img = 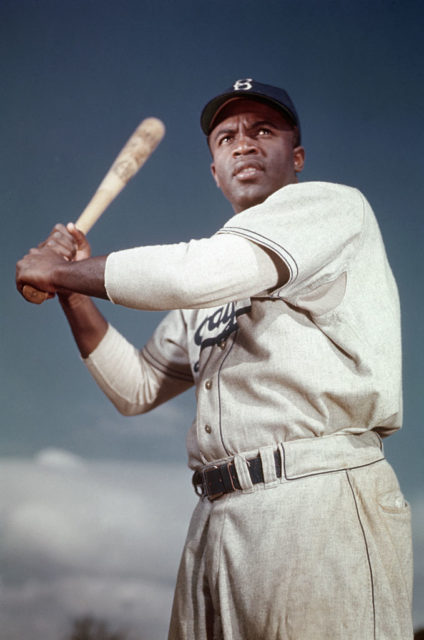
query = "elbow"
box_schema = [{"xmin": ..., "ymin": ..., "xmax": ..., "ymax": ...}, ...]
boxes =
[
  {"xmin": 112, "ymin": 400, "xmax": 142, "ymax": 416},
  {"xmin": 115, "ymin": 404, "xmax": 137, "ymax": 417},
  {"xmin": 112, "ymin": 401, "xmax": 152, "ymax": 417},
  {"xmin": 109, "ymin": 384, "xmax": 161, "ymax": 417}
]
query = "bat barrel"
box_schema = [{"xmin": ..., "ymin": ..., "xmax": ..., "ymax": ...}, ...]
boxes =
[{"xmin": 75, "ymin": 117, "xmax": 165, "ymax": 234}]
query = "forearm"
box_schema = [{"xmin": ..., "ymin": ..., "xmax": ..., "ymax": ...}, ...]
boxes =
[
  {"xmin": 54, "ymin": 257, "xmax": 109, "ymax": 358},
  {"xmin": 54, "ymin": 256, "xmax": 108, "ymax": 299},
  {"xmin": 58, "ymin": 293, "xmax": 108, "ymax": 358},
  {"xmin": 84, "ymin": 323, "xmax": 192, "ymax": 415}
]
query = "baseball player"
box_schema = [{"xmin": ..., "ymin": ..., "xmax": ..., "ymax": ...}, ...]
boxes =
[{"xmin": 16, "ymin": 79, "xmax": 413, "ymax": 639}]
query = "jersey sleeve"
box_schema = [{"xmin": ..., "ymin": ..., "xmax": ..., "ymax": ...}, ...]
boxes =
[
  {"xmin": 84, "ymin": 316, "xmax": 193, "ymax": 416},
  {"xmin": 104, "ymin": 234, "xmax": 279, "ymax": 310},
  {"xmin": 217, "ymin": 182, "xmax": 365, "ymax": 302}
]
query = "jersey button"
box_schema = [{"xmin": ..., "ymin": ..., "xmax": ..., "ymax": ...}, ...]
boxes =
[
  {"xmin": 205, "ymin": 379, "xmax": 213, "ymax": 390},
  {"xmin": 218, "ymin": 340, "xmax": 226, "ymax": 350},
  {"xmin": 204, "ymin": 424, "xmax": 212, "ymax": 434}
]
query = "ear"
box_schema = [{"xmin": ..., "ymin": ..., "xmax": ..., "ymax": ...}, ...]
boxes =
[
  {"xmin": 293, "ymin": 146, "xmax": 305, "ymax": 173},
  {"xmin": 210, "ymin": 162, "xmax": 220, "ymax": 188}
]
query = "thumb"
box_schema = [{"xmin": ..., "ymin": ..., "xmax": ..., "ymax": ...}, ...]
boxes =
[{"xmin": 66, "ymin": 222, "xmax": 89, "ymax": 250}]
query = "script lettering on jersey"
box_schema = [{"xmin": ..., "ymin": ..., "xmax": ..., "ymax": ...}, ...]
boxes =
[{"xmin": 193, "ymin": 301, "xmax": 251, "ymax": 372}]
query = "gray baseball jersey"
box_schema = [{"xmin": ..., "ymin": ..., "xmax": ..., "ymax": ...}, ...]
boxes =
[{"xmin": 136, "ymin": 181, "xmax": 401, "ymax": 469}]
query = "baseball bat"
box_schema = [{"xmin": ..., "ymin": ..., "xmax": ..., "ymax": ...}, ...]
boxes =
[{"xmin": 22, "ymin": 116, "xmax": 166, "ymax": 304}]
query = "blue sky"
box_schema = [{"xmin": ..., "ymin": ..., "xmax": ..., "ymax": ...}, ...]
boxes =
[{"xmin": 1, "ymin": 0, "xmax": 423, "ymax": 636}]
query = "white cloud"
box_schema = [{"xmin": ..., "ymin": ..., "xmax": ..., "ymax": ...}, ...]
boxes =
[
  {"xmin": 0, "ymin": 453, "xmax": 196, "ymax": 640},
  {"xmin": 0, "ymin": 575, "xmax": 175, "ymax": 640},
  {"xmin": 35, "ymin": 448, "xmax": 84, "ymax": 469},
  {"xmin": 0, "ymin": 453, "xmax": 422, "ymax": 638}
]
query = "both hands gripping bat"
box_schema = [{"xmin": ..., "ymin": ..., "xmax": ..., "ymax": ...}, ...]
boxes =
[{"xmin": 22, "ymin": 116, "xmax": 165, "ymax": 304}]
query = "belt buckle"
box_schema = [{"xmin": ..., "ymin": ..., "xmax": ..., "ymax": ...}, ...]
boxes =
[
  {"xmin": 207, "ymin": 462, "xmax": 238, "ymax": 501},
  {"xmin": 192, "ymin": 470, "xmax": 205, "ymax": 497},
  {"xmin": 194, "ymin": 462, "xmax": 238, "ymax": 502}
]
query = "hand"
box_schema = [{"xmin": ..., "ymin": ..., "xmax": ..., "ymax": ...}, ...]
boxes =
[
  {"xmin": 16, "ymin": 244, "xmax": 66, "ymax": 298},
  {"xmin": 51, "ymin": 223, "xmax": 92, "ymax": 305},
  {"xmin": 38, "ymin": 222, "xmax": 91, "ymax": 262},
  {"xmin": 16, "ymin": 223, "xmax": 92, "ymax": 302}
]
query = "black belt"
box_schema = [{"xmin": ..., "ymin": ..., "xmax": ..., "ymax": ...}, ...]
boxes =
[{"xmin": 192, "ymin": 449, "xmax": 282, "ymax": 501}]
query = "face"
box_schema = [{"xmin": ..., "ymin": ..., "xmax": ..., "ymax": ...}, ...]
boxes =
[{"xmin": 209, "ymin": 99, "xmax": 305, "ymax": 213}]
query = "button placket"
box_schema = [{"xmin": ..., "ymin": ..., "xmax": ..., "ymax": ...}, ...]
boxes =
[{"xmin": 195, "ymin": 336, "xmax": 230, "ymax": 458}]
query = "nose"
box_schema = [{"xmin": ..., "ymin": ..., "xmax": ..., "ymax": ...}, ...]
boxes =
[{"xmin": 232, "ymin": 134, "xmax": 258, "ymax": 157}]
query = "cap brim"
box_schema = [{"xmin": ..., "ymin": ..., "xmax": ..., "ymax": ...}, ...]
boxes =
[{"xmin": 201, "ymin": 91, "xmax": 298, "ymax": 135}]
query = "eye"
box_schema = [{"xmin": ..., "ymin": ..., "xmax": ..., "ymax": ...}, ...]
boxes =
[
  {"xmin": 218, "ymin": 134, "xmax": 233, "ymax": 146},
  {"xmin": 257, "ymin": 127, "xmax": 272, "ymax": 137}
]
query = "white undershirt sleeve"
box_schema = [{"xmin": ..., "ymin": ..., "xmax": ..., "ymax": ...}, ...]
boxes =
[
  {"xmin": 84, "ymin": 323, "xmax": 193, "ymax": 415},
  {"xmin": 104, "ymin": 234, "xmax": 280, "ymax": 310}
]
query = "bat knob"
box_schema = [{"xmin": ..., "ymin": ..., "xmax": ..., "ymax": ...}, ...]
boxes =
[{"xmin": 22, "ymin": 285, "xmax": 50, "ymax": 304}]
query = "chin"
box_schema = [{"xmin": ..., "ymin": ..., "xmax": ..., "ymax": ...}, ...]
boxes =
[{"xmin": 233, "ymin": 188, "xmax": 272, "ymax": 213}]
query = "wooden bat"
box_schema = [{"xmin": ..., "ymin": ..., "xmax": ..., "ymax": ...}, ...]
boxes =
[{"xmin": 22, "ymin": 116, "xmax": 166, "ymax": 304}]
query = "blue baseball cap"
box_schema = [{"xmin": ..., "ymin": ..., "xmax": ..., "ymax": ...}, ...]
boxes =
[{"xmin": 201, "ymin": 78, "xmax": 301, "ymax": 141}]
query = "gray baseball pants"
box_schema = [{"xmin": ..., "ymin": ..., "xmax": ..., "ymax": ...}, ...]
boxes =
[{"xmin": 168, "ymin": 432, "xmax": 413, "ymax": 640}]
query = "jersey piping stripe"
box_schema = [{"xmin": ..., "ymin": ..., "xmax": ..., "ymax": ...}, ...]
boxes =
[
  {"xmin": 346, "ymin": 470, "xmax": 377, "ymax": 639},
  {"xmin": 218, "ymin": 227, "xmax": 299, "ymax": 284},
  {"xmin": 217, "ymin": 328, "xmax": 238, "ymax": 458},
  {"xmin": 282, "ymin": 452, "xmax": 385, "ymax": 481},
  {"xmin": 142, "ymin": 347, "xmax": 194, "ymax": 382}
]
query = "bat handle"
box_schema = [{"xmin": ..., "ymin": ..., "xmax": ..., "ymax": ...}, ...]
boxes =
[{"xmin": 22, "ymin": 285, "xmax": 50, "ymax": 304}]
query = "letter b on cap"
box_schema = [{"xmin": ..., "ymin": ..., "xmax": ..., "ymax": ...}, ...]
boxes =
[{"xmin": 233, "ymin": 78, "xmax": 253, "ymax": 91}]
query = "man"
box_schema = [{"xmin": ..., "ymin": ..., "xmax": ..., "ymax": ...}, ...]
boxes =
[{"xmin": 16, "ymin": 79, "xmax": 413, "ymax": 639}]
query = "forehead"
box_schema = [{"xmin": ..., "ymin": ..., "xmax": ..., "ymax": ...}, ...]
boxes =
[{"xmin": 209, "ymin": 98, "xmax": 292, "ymax": 134}]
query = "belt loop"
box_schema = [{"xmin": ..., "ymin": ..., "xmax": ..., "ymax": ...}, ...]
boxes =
[
  {"xmin": 277, "ymin": 443, "xmax": 286, "ymax": 481},
  {"xmin": 233, "ymin": 454, "xmax": 254, "ymax": 492},
  {"xmin": 259, "ymin": 445, "xmax": 279, "ymax": 486}
]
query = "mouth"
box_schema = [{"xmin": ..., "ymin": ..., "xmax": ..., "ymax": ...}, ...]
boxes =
[{"xmin": 233, "ymin": 162, "xmax": 264, "ymax": 180}]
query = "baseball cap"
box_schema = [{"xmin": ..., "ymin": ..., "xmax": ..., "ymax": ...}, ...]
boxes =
[{"xmin": 201, "ymin": 78, "xmax": 301, "ymax": 140}]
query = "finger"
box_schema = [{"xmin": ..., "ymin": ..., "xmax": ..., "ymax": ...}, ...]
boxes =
[
  {"xmin": 45, "ymin": 237, "xmax": 76, "ymax": 258},
  {"xmin": 52, "ymin": 223, "xmax": 69, "ymax": 235},
  {"xmin": 39, "ymin": 224, "xmax": 68, "ymax": 247},
  {"xmin": 39, "ymin": 225, "xmax": 78, "ymax": 258},
  {"xmin": 67, "ymin": 222, "xmax": 85, "ymax": 242},
  {"xmin": 67, "ymin": 222, "xmax": 91, "ymax": 251}
]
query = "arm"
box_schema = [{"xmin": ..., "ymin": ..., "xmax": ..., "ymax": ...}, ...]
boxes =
[
  {"xmin": 17, "ymin": 231, "xmax": 284, "ymax": 311},
  {"xmin": 84, "ymin": 320, "xmax": 193, "ymax": 415},
  {"xmin": 58, "ymin": 293, "xmax": 108, "ymax": 359},
  {"xmin": 23, "ymin": 224, "xmax": 193, "ymax": 413},
  {"xmin": 33, "ymin": 224, "xmax": 108, "ymax": 357},
  {"xmin": 16, "ymin": 245, "xmax": 108, "ymax": 300}
]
